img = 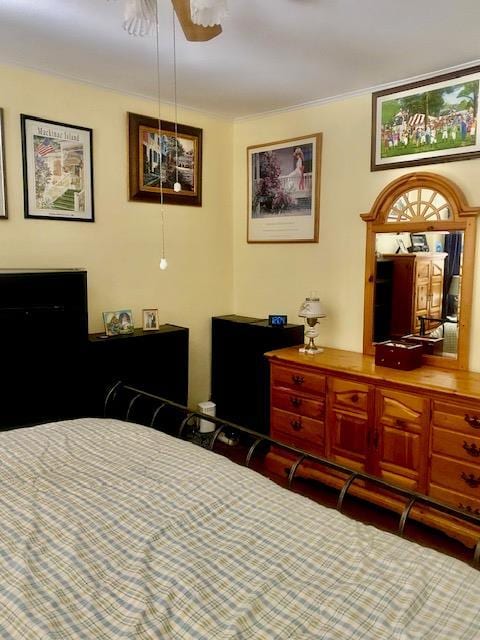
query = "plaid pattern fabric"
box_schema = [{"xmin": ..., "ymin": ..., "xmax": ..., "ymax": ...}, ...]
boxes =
[{"xmin": 0, "ymin": 417, "xmax": 479, "ymax": 639}]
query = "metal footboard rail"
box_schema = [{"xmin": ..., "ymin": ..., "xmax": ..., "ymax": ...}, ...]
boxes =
[{"xmin": 104, "ymin": 381, "xmax": 480, "ymax": 568}]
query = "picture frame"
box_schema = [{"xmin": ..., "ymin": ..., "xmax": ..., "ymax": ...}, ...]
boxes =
[
  {"xmin": 128, "ymin": 112, "xmax": 202, "ymax": 207},
  {"xmin": 142, "ymin": 308, "xmax": 159, "ymax": 331},
  {"xmin": 247, "ymin": 133, "xmax": 322, "ymax": 243},
  {"xmin": 371, "ymin": 65, "xmax": 480, "ymax": 171},
  {"xmin": 409, "ymin": 233, "xmax": 430, "ymax": 252},
  {"xmin": 21, "ymin": 114, "xmax": 94, "ymax": 221},
  {"xmin": 0, "ymin": 108, "xmax": 7, "ymax": 219},
  {"xmin": 103, "ymin": 310, "xmax": 134, "ymax": 337}
]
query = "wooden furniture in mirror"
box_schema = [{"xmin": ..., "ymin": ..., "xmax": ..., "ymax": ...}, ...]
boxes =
[{"xmin": 361, "ymin": 172, "xmax": 480, "ymax": 370}]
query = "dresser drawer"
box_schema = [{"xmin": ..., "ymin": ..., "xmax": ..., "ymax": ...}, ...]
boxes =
[
  {"xmin": 271, "ymin": 407, "xmax": 324, "ymax": 451},
  {"xmin": 430, "ymin": 454, "xmax": 480, "ymax": 499},
  {"xmin": 271, "ymin": 363, "xmax": 326, "ymax": 396},
  {"xmin": 432, "ymin": 400, "xmax": 480, "ymax": 435},
  {"xmin": 432, "ymin": 426, "xmax": 480, "ymax": 463},
  {"xmin": 376, "ymin": 387, "xmax": 428, "ymax": 430},
  {"xmin": 271, "ymin": 387, "xmax": 325, "ymax": 420},
  {"xmin": 328, "ymin": 377, "xmax": 370, "ymax": 413},
  {"xmin": 429, "ymin": 483, "xmax": 480, "ymax": 517}
]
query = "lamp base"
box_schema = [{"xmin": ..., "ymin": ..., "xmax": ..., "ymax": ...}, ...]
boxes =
[
  {"xmin": 299, "ymin": 345, "xmax": 324, "ymax": 355},
  {"xmin": 299, "ymin": 334, "xmax": 323, "ymax": 355}
]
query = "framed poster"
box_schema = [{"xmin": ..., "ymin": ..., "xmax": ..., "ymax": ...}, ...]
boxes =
[
  {"xmin": 0, "ymin": 108, "xmax": 6, "ymax": 219},
  {"xmin": 128, "ymin": 112, "xmax": 202, "ymax": 206},
  {"xmin": 247, "ymin": 133, "xmax": 322, "ymax": 243},
  {"xmin": 371, "ymin": 65, "xmax": 480, "ymax": 171},
  {"xmin": 21, "ymin": 115, "xmax": 94, "ymax": 221}
]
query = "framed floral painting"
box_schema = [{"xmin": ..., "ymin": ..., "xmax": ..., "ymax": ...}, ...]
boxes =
[{"xmin": 247, "ymin": 133, "xmax": 322, "ymax": 243}]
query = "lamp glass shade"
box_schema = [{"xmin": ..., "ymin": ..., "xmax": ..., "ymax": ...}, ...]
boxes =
[
  {"xmin": 298, "ymin": 297, "xmax": 326, "ymax": 319},
  {"xmin": 448, "ymin": 275, "xmax": 460, "ymax": 297}
]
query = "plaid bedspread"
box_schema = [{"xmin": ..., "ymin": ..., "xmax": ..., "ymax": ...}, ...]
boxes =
[{"xmin": 0, "ymin": 418, "xmax": 479, "ymax": 639}]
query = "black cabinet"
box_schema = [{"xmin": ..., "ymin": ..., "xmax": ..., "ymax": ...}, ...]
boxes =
[
  {"xmin": 0, "ymin": 269, "xmax": 88, "ymax": 430},
  {"xmin": 0, "ymin": 269, "xmax": 189, "ymax": 430},
  {"xmin": 211, "ymin": 315, "xmax": 304, "ymax": 434},
  {"xmin": 86, "ymin": 325, "xmax": 189, "ymax": 417}
]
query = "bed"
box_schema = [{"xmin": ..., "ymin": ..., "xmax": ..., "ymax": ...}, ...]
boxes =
[{"xmin": 1, "ymin": 407, "xmax": 480, "ymax": 639}]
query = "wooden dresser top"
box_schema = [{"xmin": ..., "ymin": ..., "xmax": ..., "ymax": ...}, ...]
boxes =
[{"xmin": 265, "ymin": 346, "xmax": 480, "ymax": 402}]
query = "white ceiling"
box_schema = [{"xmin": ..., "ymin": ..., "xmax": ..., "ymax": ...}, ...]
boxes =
[{"xmin": 1, "ymin": 0, "xmax": 480, "ymax": 118}]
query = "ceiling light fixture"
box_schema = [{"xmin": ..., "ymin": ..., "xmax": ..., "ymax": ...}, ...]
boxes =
[{"xmin": 190, "ymin": 0, "xmax": 228, "ymax": 27}]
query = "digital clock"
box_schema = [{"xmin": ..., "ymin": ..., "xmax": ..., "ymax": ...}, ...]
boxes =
[{"xmin": 268, "ymin": 314, "xmax": 288, "ymax": 327}]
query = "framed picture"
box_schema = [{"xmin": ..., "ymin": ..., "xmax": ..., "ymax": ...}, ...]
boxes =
[
  {"xmin": 0, "ymin": 109, "xmax": 6, "ymax": 219},
  {"xmin": 21, "ymin": 114, "xmax": 94, "ymax": 221},
  {"xmin": 371, "ymin": 65, "xmax": 480, "ymax": 171},
  {"xmin": 410, "ymin": 233, "xmax": 430, "ymax": 252},
  {"xmin": 103, "ymin": 310, "xmax": 134, "ymax": 337},
  {"xmin": 143, "ymin": 308, "xmax": 159, "ymax": 331},
  {"xmin": 247, "ymin": 133, "xmax": 322, "ymax": 243},
  {"xmin": 128, "ymin": 112, "xmax": 202, "ymax": 206}
]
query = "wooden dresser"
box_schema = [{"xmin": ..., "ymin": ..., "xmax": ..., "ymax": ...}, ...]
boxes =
[
  {"xmin": 385, "ymin": 252, "xmax": 447, "ymax": 336},
  {"xmin": 265, "ymin": 346, "xmax": 480, "ymax": 545}
]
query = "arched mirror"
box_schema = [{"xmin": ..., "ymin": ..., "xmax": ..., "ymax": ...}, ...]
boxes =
[{"xmin": 361, "ymin": 172, "xmax": 480, "ymax": 370}]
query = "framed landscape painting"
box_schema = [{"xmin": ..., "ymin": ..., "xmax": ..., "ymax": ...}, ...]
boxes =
[
  {"xmin": 371, "ymin": 65, "xmax": 480, "ymax": 171},
  {"xmin": 247, "ymin": 133, "xmax": 322, "ymax": 243},
  {"xmin": 21, "ymin": 115, "xmax": 94, "ymax": 221},
  {"xmin": 128, "ymin": 112, "xmax": 202, "ymax": 207}
]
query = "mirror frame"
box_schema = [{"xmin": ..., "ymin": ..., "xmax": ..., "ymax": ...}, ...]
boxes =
[{"xmin": 361, "ymin": 172, "xmax": 480, "ymax": 370}]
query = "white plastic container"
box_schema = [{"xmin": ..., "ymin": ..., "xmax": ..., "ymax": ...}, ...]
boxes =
[{"xmin": 198, "ymin": 401, "xmax": 216, "ymax": 433}]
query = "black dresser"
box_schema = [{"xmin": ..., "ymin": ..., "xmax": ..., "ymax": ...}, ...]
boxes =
[
  {"xmin": 211, "ymin": 315, "xmax": 304, "ymax": 433},
  {"xmin": 86, "ymin": 325, "xmax": 189, "ymax": 417},
  {"xmin": 0, "ymin": 269, "xmax": 189, "ymax": 430},
  {"xmin": 0, "ymin": 269, "xmax": 88, "ymax": 429}
]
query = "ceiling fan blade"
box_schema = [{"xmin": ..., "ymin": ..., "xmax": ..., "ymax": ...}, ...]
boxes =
[{"xmin": 171, "ymin": 0, "xmax": 222, "ymax": 41}]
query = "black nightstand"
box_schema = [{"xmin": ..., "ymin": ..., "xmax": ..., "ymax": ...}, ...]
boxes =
[{"xmin": 85, "ymin": 324, "xmax": 189, "ymax": 417}]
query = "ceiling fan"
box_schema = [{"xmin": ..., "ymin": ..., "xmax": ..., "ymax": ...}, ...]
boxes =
[{"xmin": 117, "ymin": 0, "xmax": 227, "ymax": 41}]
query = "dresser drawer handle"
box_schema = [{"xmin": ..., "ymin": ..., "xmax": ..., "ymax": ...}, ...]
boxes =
[
  {"xmin": 459, "ymin": 503, "xmax": 480, "ymax": 516},
  {"xmin": 463, "ymin": 441, "xmax": 480, "ymax": 457},
  {"xmin": 290, "ymin": 419, "xmax": 302, "ymax": 432},
  {"xmin": 461, "ymin": 472, "xmax": 480, "ymax": 489},
  {"xmin": 290, "ymin": 396, "xmax": 302, "ymax": 408},
  {"xmin": 464, "ymin": 414, "xmax": 480, "ymax": 429},
  {"xmin": 292, "ymin": 375, "xmax": 304, "ymax": 386},
  {"xmin": 351, "ymin": 394, "xmax": 359, "ymax": 403},
  {"xmin": 395, "ymin": 419, "xmax": 406, "ymax": 428}
]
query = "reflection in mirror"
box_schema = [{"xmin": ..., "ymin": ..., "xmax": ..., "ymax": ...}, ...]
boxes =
[{"xmin": 374, "ymin": 231, "xmax": 463, "ymax": 359}]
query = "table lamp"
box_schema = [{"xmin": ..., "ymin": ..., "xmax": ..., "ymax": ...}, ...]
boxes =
[
  {"xmin": 448, "ymin": 275, "xmax": 460, "ymax": 317},
  {"xmin": 298, "ymin": 294, "xmax": 326, "ymax": 354}
]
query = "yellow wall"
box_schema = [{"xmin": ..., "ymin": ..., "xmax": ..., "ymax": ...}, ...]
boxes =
[
  {"xmin": 0, "ymin": 63, "xmax": 233, "ymax": 405},
  {"xmin": 232, "ymin": 95, "xmax": 480, "ymax": 372},
  {"xmin": 4, "ymin": 61, "xmax": 480, "ymax": 411}
]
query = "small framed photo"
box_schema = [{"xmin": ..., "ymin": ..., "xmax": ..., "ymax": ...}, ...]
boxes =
[
  {"xmin": 21, "ymin": 114, "xmax": 94, "ymax": 221},
  {"xmin": 102, "ymin": 309, "xmax": 134, "ymax": 336},
  {"xmin": 143, "ymin": 308, "xmax": 159, "ymax": 331},
  {"xmin": 410, "ymin": 233, "xmax": 430, "ymax": 252}
]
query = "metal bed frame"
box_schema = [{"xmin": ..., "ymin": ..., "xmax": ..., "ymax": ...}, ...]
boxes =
[{"xmin": 105, "ymin": 381, "xmax": 480, "ymax": 568}]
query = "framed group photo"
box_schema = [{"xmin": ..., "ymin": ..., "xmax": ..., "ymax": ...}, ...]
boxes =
[
  {"xmin": 371, "ymin": 65, "xmax": 480, "ymax": 171},
  {"xmin": 128, "ymin": 112, "xmax": 202, "ymax": 207},
  {"xmin": 247, "ymin": 133, "xmax": 322, "ymax": 243},
  {"xmin": 21, "ymin": 114, "xmax": 94, "ymax": 221}
]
